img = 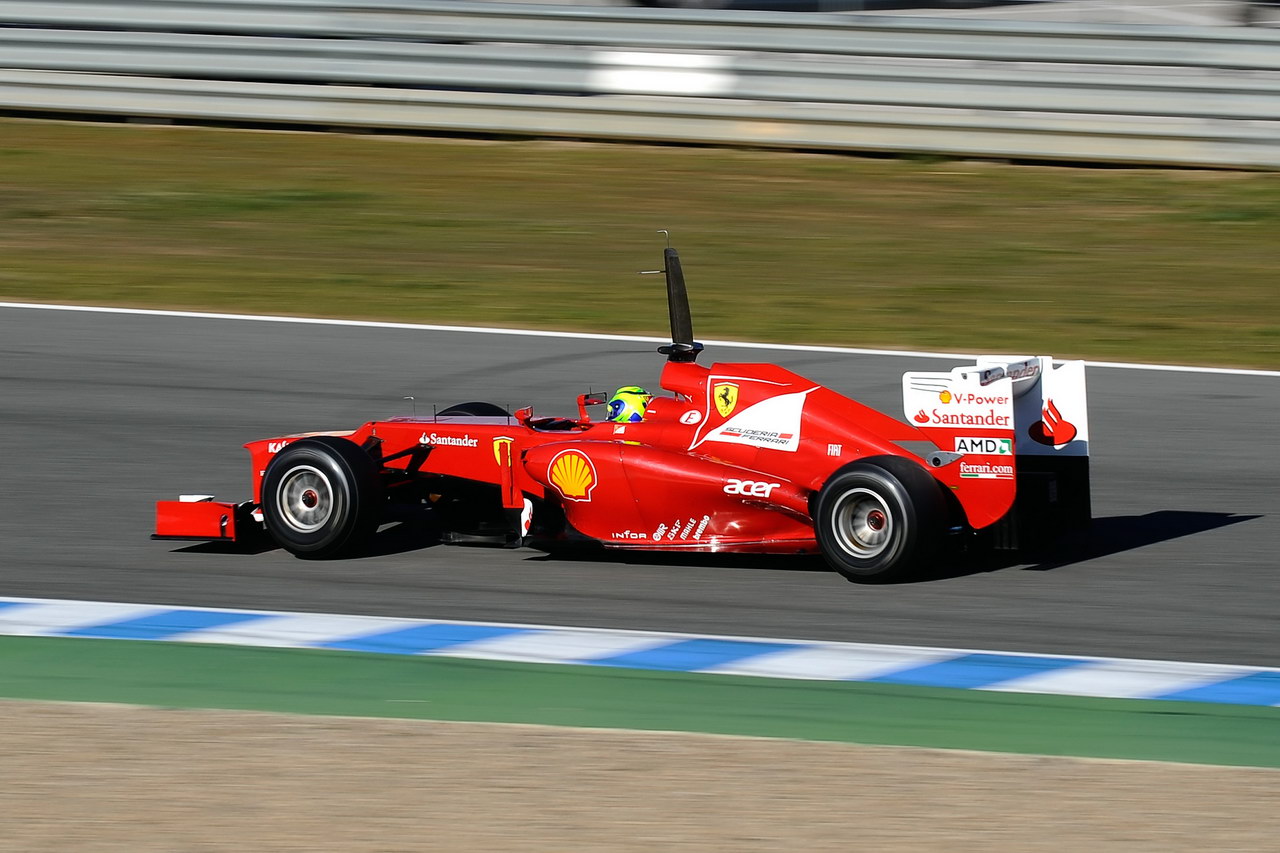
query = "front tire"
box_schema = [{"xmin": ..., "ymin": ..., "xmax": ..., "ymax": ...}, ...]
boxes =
[
  {"xmin": 261, "ymin": 437, "xmax": 382, "ymax": 558},
  {"xmin": 438, "ymin": 401, "xmax": 509, "ymax": 417},
  {"xmin": 814, "ymin": 458, "xmax": 944, "ymax": 583}
]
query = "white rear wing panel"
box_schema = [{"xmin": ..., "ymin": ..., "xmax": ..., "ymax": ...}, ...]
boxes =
[{"xmin": 904, "ymin": 356, "xmax": 1089, "ymax": 459}]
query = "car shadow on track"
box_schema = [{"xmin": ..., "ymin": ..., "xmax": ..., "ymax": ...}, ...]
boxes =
[
  {"xmin": 927, "ymin": 510, "xmax": 1263, "ymax": 582},
  {"xmin": 171, "ymin": 540, "xmax": 278, "ymax": 556},
  {"xmin": 169, "ymin": 511, "xmax": 1260, "ymax": 582},
  {"xmin": 524, "ymin": 510, "xmax": 1263, "ymax": 585},
  {"xmin": 523, "ymin": 548, "xmax": 833, "ymax": 575},
  {"xmin": 1019, "ymin": 510, "xmax": 1262, "ymax": 572},
  {"xmin": 168, "ymin": 521, "xmax": 445, "ymax": 559}
]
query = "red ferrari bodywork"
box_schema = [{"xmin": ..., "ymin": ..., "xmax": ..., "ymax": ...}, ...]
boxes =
[{"xmin": 156, "ymin": 244, "xmax": 1089, "ymax": 580}]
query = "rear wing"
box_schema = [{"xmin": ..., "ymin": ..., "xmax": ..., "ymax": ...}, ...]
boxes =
[
  {"xmin": 903, "ymin": 356, "xmax": 1090, "ymax": 548},
  {"xmin": 903, "ymin": 355, "xmax": 1088, "ymax": 457}
]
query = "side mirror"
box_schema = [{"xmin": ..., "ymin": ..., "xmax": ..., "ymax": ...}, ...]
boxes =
[{"xmin": 577, "ymin": 393, "xmax": 606, "ymax": 422}]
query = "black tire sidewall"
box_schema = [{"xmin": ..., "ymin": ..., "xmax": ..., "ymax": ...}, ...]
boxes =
[
  {"xmin": 437, "ymin": 402, "xmax": 510, "ymax": 417},
  {"xmin": 262, "ymin": 438, "xmax": 379, "ymax": 557},
  {"xmin": 815, "ymin": 458, "xmax": 940, "ymax": 582}
]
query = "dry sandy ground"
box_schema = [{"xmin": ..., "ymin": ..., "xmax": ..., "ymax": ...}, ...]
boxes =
[{"xmin": 2, "ymin": 700, "xmax": 1277, "ymax": 852}]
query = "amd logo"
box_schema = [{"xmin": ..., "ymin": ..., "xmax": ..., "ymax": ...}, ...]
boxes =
[
  {"xmin": 954, "ymin": 437, "xmax": 1012, "ymax": 455},
  {"xmin": 724, "ymin": 479, "xmax": 780, "ymax": 498}
]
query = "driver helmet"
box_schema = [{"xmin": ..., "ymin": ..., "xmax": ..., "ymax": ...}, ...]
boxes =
[{"xmin": 606, "ymin": 385, "xmax": 652, "ymax": 423}]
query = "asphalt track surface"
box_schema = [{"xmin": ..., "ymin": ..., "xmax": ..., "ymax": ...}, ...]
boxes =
[{"xmin": 2, "ymin": 306, "xmax": 1276, "ymax": 667}]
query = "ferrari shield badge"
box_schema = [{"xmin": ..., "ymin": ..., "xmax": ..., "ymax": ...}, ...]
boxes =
[{"xmin": 713, "ymin": 383, "xmax": 738, "ymax": 418}]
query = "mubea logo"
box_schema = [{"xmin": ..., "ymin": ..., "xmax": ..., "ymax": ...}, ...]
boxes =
[
  {"xmin": 955, "ymin": 437, "xmax": 1012, "ymax": 455},
  {"xmin": 548, "ymin": 449, "xmax": 597, "ymax": 502}
]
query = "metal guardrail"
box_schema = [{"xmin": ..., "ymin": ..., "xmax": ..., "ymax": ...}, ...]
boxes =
[
  {"xmin": 4, "ymin": 28, "xmax": 1279, "ymax": 121},
  {"xmin": 6, "ymin": 69, "xmax": 1276, "ymax": 168},
  {"xmin": 4, "ymin": 0, "xmax": 1280, "ymax": 67},
  {"xmin": 1, "ymin": 1, "xmax": 1278, "ymax": 167}
]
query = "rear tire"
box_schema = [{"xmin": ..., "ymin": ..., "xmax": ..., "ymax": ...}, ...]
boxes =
[
  {"xmin": 261, "ymin": 437, "xmax": 382, "ymax": 558},
  {"xmin": 814, "ymin": 458, "xmax": 944, "ymax": 583}
]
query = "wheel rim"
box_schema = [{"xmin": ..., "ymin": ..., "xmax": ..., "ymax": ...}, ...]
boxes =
[
  {"xmin": 275, "ymin": 464, "xmax": 338, "ymax": 534},
  {"xmin": 831, "ymin": 487, "xmax": 894, "ymax": 559}
]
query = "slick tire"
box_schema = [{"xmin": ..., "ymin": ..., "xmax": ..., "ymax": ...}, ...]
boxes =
[
  {"xmin": 261, "ymin": 436, "xmax": 382, "ymax": 558},
  {"xmin": 814, "ymin": 457, "xmax": 944, "ymax": 583},
  {"xmin": 438, "ymin": 402, "xmax": 510, "ymax": 417}
]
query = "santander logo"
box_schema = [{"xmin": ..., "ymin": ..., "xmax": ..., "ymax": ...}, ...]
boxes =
[{"xmin": 1029, "ymin": 399, "xmax": 1078, "ymax": 448}]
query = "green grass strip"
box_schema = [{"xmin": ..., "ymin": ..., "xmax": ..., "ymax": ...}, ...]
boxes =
[
  {"xmin": 3, "ymin": 636, "xmax": 1276, "ymax": 767},
  {"xmin": 3, "ymin": 120, "xmax": 1280, "ymax": 368}
]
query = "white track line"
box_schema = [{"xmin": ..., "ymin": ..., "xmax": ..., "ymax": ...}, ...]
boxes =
[{"xmin": 2, "ymin": 301, "xmax": 1277, "ymax": 378}]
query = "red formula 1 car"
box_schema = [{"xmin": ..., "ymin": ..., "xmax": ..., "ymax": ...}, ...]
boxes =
[{"xmin": 155, "ymin": 245, "xmax": 1090, "ymax": 582}]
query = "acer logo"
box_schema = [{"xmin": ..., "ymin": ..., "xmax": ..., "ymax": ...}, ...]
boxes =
[{"xmin": 724, "ymin": 479, "xmax": 780, "ymax": 498}]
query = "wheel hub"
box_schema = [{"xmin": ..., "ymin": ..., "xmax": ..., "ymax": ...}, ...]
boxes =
[
  {"xmin": 831, "ymin": 487, "xmax": 894, "ymax": 559},
  {"xmin": 275, "ymin": 464, "xmax": 336, "ymax": 534}
]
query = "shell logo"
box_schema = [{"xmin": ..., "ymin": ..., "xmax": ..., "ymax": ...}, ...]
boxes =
[
  {"xmin": 548, "ymin": 449, "xmax": 598, "ymax": 502},
  {"xmin": 939, "ymin": 390, "xmax": 952, "ymax": 404}
]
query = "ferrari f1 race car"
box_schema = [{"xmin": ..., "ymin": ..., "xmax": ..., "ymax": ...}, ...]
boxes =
[{"xmin": 155, "ymin": 244, "xmax": 1090, "ymax": 582}]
